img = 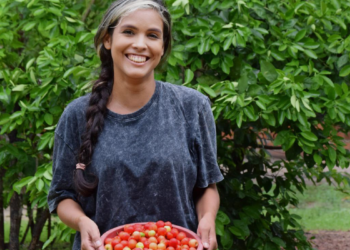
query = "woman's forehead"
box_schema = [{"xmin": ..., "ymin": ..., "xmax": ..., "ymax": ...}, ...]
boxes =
[{"xmin": 117, "ymin": 8, "xmax": 163, "ymax": 29}]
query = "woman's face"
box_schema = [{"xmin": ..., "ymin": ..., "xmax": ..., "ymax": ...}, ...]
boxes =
[{"xmin": 103, "ymin": 8, "xmax": 164, "ymax": 81}]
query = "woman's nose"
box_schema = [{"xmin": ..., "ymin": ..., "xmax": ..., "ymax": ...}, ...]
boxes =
[{"xmin": 132, "ymin": 35, "xmax": 147, "ymax": 50}]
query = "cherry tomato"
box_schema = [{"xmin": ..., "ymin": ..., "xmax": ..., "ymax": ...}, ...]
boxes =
[
  {"xmin": 156, "ymin": 220, "xmax": 165, "ymax": 228},
  {"xmin": 188, "ymin": 239, "xmax": 198, "ymax": 248},
  {"xmin": 114, "ymin": 243, "xmax": 123, "ymax": 250},
  {"xmin": 176, "ymin": 232, "xmax": 186, "ymax": 241},
  {"xmin": 105, "ymin": 238, "xmax": 113, "ymax": 245}
]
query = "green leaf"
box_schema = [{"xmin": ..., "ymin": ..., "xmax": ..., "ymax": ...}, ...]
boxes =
[
  {"xmin": 35, "ymin": 179, "xmax": 44, "ymax": 192},
  {"xmin": 340, "ymin": 65, "xmax": 350, "ymax": 77},
  {"xmin": 271, "ymin": 237, "xmax": 286, "ymax": 248},
  {"xmin": 328, "ymin": 147, "xmax": 336, "ymax": 163},
  {"xmin": 12, "ymin": 85, "xmax": 27, "ymax": 92},
  {"xmin": 211, "ymin": 44, "xmax": 220, "ymax": 55},
  {"xmin": 184, "ymin": 69, "xmax": 194, "ymax": 83},
  {"xmin": 295, "ymin": 29, "xmax": 307, "ymax": 42},
  {"xmin": 13, "ymin": 176, "xmax": 34, "ymax": 194},
  {"xmin": 44, "ymin": 113, "xmax": 53, "ymax": 125},
  {"xmin": 223, "ymin": 35, "xmax": 233, "ymax": 51},
  {"xmin": 313, "ymin": 153, "xmax": 322, "ymax": 165},
  {"xmin": 22, "ymin": 21, "xmax": 37, "ymax": 31},
  {"xmin": 300, "ymin": 131, "xmax": 318, "ymax": 141},
  {"xmin": 303, "ymin": 50, "xmax": 318, "ymax": 59},
  {"xmin": 260, "ymin": 61, "xmax": 278, "ymax": 82},
  {"xmin": 26, "ymin": 58, "xmax": 35, "ymax": 71},
  {"xmin": 216, "ymin": 210, "xmax": 230, "ymax": 225}
]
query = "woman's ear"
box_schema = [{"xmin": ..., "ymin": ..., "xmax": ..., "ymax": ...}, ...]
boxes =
[{"xmin": 103, "ymin": 33, "xmax": 111, "ymax": 50}]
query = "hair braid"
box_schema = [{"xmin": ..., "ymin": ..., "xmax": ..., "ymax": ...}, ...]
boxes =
[{"xmin": 74, "ymin": 47, "xmax": 114, "ymax": 197}]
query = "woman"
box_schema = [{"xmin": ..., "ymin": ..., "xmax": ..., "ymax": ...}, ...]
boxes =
[{"xmin": 47, "ymin": 1, "xmax": 224, "ymax": 250}]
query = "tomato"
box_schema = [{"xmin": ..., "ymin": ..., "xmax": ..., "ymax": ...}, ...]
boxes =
[
  {"xmin": 148, "ymin": 237, "xmax": 158, "ymax": 244},
  {"xmin": 166, "ymin": 232, "xmax": 174, "ymax": 240},
  {"xmin": 164, "ymin": 221, "xmax": 172, "ymax": 228},
  {"xmin": 132, "ymin": 231, "xmax": 141, "ymax": 241},
  {"xmin": 170, "ymin": 229, "xmax": 178, "ymax": 238},
  {"xmin": 176, "ymin": 232, "xmax": 186, "ymax": 241},
  {"xmin": 149, "ymin": 242, "xmax": 158, "ymax": 250},
  {"xmin": 181, "ymin": 238, "xmax": 189, "ymax": 246},
  {"xmin": 164, "ymin": 226, "xmax": 171, "ymax": 232},
  {"xmin": 120, "ymin": 240, "xmax": 128, "ymax": 247},
  {"xmin": 158, "ymin": 235, "xmax": 166, "ymax": 243},
  {"xmin": 105, "ymin": 238, "xmax": 113, "ymax": 245},
  {"xmin": 189, "ymin": 248, "xmax": 196, "ymax": 250},
  {"xmin": 167, "ymin": 247, "xmax": 175, "ymax": 250},
  {"xmin": 157, "ymin": 227, "xmax": 167, "ymax": 236},
  {"xmin": 188, "ymin": 239, "xmax": 198, "ymax": 248},
  {"xmin": 156, "ymin": 220, "xmax": 165, "ymax": 228},
  {"xmin": 119, "ymin": 232, "xmax": 130, "ymax": 241},
  {"xmin": 148, "ymin": 223, "xmax": 158, "ymax": 231},
  {"xmin": 168, "ymin": 238, "xmax": 178, "ymax": 248},
  {"xmin": 111, "ymin": 238, "xmax": 121, "ymax": 247},
  {"xmin": 148, "ymin": 230, "xmax": 156, "ymax": 237},
  {"xmin": 136, "ymin": 242, "xmax": 144, "ymax": 249},
  {"xmin": 128, "ymin": 239, "xmax": 137, "ymax": 249},
  {"xmin": 143, "ymin": 239, "xmax": 150, "ymax": 248},
  {"xmin": 105, "ymin": 243, "xmax": 113, "ymax": 250},
  {"xmin": 114, "ymin": 243, "xmax": 124, "ymax": 250},
  {"xmin": 122, "ymin": 247, "xmax": 131, "ymax": 250},
  {"xmin": 158, "ymin": 242, "xmax": 166, "ymax": 250},
  {"xmin": 124, "ymin": 225, "xmax": 135, "ymax": 235}
]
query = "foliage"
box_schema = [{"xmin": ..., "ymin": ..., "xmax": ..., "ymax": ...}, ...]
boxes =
[{"xmin": 1, "ymin": 0, "xmax": 350, "ymax": 249}]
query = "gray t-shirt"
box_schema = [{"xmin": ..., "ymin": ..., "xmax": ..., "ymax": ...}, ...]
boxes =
[{"xmin": 47, "ymin": 80, "xmax": 224, "ymax": 249}]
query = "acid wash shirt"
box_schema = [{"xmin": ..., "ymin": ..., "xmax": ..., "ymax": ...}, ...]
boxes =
[{"xmin": 47, "ymin": 80, "xmax": 224, "ymax": 250}]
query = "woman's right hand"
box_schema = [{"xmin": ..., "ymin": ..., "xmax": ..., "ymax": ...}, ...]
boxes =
[{"xmin": 78, "ymin": 216, "xmax": 105, "ymax": 250}]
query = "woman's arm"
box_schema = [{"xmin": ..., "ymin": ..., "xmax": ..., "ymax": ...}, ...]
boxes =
[
  {"xmin": 57, "ymin": 199, "xmax": 104, "ymax": 250},
  {"xmin": 193, "ymin": 183, "xmax": 220, "ymax": 250}
]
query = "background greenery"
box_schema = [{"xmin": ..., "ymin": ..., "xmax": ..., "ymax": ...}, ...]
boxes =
[{"xmin": 1, "ymin": 0, "xmax": 350, "ymax": 249}]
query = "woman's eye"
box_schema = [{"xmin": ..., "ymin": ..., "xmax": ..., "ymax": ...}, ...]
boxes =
[
  {"xmin": 123, "ymin": 30, "xmax": 133, "ymax": 34},
  {"xmin": 149, "ymin": 34, "xmax": 159, "ymax": 38}
]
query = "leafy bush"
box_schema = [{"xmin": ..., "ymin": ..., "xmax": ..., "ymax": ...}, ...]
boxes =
[{"xmin": 1, "ymin": 0, "xmax": 350, "ymax": 249}]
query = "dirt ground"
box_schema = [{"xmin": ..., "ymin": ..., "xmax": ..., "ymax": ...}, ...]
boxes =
[{"xmin": 306, "ymin": 230, "xmax": 350, "ymax": 250}]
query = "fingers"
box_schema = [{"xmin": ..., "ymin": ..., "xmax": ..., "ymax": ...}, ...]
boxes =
[
  {"xmin": 80, "ymin": 220, "xmax": 103, "ymax": 250},
  {"xmin": 198, "ymin": 226, "xmax": 210, "ymax": 249},
  {"xmin": 209, "ymin": 227, "xmax": 218, "ymax": 250}
]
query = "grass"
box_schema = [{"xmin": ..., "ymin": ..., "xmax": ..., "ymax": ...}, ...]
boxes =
[{"xmin": 289, "ymin": 183, "xmax": 350, "ymax": 231}]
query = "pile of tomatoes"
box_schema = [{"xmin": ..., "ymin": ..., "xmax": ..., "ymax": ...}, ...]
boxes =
[{"xmin": 104, "ymin": 221, "xmax": 199, "ymax": 250}]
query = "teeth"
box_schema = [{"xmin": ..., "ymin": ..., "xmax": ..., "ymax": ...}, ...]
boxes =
[{"xmin": 127, "ymin": 54, "xmax": 147, "ymax": 63}]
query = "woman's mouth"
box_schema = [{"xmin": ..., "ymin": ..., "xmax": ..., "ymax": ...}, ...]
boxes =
[{"xmin": 126, "ymin": 54, "xmax": 150, "ymax": 63}]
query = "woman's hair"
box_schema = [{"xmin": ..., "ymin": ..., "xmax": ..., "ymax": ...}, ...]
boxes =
[{"xmin": 73, "ymin": 0, "xmax": 172, "ymax": 197}]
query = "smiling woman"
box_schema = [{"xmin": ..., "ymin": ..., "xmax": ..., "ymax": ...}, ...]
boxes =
[{"xmin": 47, "ymin": 1, "xmax": 224, "ymax": 250}]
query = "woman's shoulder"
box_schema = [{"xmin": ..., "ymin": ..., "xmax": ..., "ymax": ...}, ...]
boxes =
[
  {"xmin": 158, "ymin": 80, "xmax": 209, "ymax": 109},
  {"xmin": 56, "ymin": 93, "xmax": 90, "ymax": 135}
]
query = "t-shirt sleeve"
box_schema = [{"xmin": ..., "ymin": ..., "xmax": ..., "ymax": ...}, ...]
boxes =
[
  {"xmin": 47, "ymin": 132, "xmax": 79, "ymax": 214},
  {"xmin": 194, "ymin": 96, "xmax": 224, "ymax": 188},
  {"xmin": 47, "ymin": 104, "xmax": 81, "ymax": 214}
]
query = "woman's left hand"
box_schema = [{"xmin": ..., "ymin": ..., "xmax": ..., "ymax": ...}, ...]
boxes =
[{"xmin": 197, "ymin": 213, "xmax": 218, "ymax": 250}]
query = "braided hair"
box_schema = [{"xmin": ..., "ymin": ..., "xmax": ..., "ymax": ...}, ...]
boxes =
[{"xmin": 73, "ymin": 0, "xmax": 172, "ymax": 197}]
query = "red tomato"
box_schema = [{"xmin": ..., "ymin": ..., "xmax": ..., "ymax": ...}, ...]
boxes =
[
  {"xmin": 156, "ymin": 220, "xmax": 165, "ymax": 228},
  {"xmin": 149, "ymin": 223, "xmax": 158, "ymax": 231},
  {"xmin": 120, "ymin": 240, "xmax": 128, "ymax": 247},
  {"xmin": 144, "ymin": 230, "xmax": 150, "ymax": 237},
  {"xmin": 168, "ymin": 238, "xmax": 178, "ymax": 248},
  {"xmin": 188, "ymin": 239, "xmax": 198, "ymax": 248},
  {"xmin": 170, "ymin": 229, "xmax": 178, "ymax": 238},
  {"xmin": 114, "ymin": 243, "xmax": 123, "ymax": 250},
  {"xmin": 166, "ymin": 232, "xmax": 174, "ymax": 240},
  {"xmin": 124, "ymin": 225, "xmax": 134, "ymax": 234},
  {"xmin": 181, "ymin": 238, "xmax": 189, "ymax": 246},
  {"xmin": 158, "ymin": 235, "xmax": 166, "ymax": 243},
  {"xmin": 148, "ymin": 230, "xmax": 156, "ymax": 237},
  {"xmin": 158, "ymin": 227, "xmax": 167, "ymax": 236},
  {"xmin": 128, "ymin": 239, "xmax": 137, "ymax": 249},
  {"xmin": 140, "ymin": 237, "xmax": 147, "ymax": 243},
  {"xmin": 144, "ymin": 240, "xmax": 150, "ymax": 248},
  {"xmin": 167, "ymin": 247, "xmax": 175, "ymax": 250},
  {"xmin": 164, "ymin": 221, "xmax": 172, "ymax": 228},
  {"xmin": 189, "ymin": 248, "xmax": 196, "ymax": 250},
  {"xmin": 176, "ymin": 232, "xmax": 186, "ymax": 241},
  {"xmin": 182, "ymin": 245, "xmax": 189, "ymax": 249},
  {"xmin": 111, "ymin": 238, "xmax": 121, "ymax": 247},
  {"xmin": 119, "ymin": 232, "xmax": 130, "ymax": 241},
  {"xmin": 105, "ymin": 238, "xmax": 113, "ymax": 245}
]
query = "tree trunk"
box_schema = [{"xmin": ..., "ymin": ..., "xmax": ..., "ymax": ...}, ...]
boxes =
[
  {"xmin": 9, "ymin": 191, "xmax": 23, "ymax": 250},
  {"xmin": 0, "ymin": 168, "xmax": 5, "ymax": 250},
  {"xmin": 28, "ymin": 208, "xmax": 50, "ymax": 250}
]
